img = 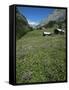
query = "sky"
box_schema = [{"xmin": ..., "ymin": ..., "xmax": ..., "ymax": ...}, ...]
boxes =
[{"xmin": 17, "ymin": 6, "xmax": 55, "ymax": 26}]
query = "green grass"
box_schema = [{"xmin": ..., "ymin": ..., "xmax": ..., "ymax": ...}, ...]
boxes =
[{"xmin": 16, "ymin": 29, "xmax": 66, "ymax": 83}]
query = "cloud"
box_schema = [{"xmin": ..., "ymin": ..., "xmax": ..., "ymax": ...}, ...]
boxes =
[{"xmin": 28, "ymin": 20, "xmax": 39, "ymax": 26}]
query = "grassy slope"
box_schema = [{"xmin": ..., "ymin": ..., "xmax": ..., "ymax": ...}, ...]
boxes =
[{"xmin": 16, "ymin": 29, "xmax": 66, "ymax": 83}]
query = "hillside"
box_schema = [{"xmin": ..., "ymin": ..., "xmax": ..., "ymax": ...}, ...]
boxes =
[
  {"xmin": 16, "ymin": 9, "xmax": 32, "ymax": 40},
  {"xmin": 16, "ymin": 29, "xmax": 66, "ymax": 83}
]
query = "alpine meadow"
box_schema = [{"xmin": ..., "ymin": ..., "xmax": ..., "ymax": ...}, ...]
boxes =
[{"xmin": 16, "ymin": 6, "xmax": 67, "ymax": 84}]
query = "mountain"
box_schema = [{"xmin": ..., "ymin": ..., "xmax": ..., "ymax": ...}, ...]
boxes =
[
  {"xmin": 41, "ymin": 9, "xmax": 66, "ymax": 24},
  {"xmin": 37, "ymin": 9, "xmax": 66, "ymax": 29},
  {"xmin": 16, "ymin": 9, "xmax": 33, "ymax": 40}
]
